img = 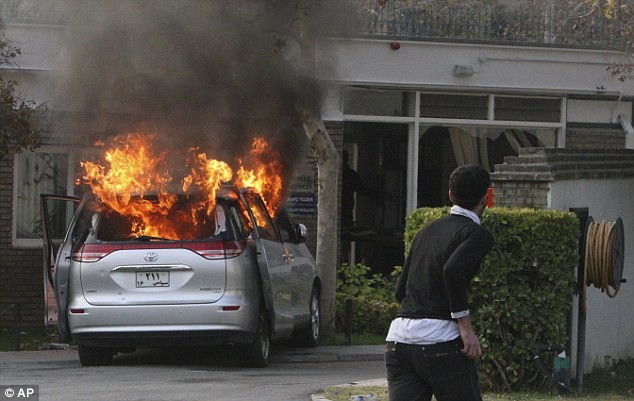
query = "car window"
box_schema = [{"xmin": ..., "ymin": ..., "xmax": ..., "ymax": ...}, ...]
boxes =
[
  {"xmin": 245, "ymin": 192, "xmax": 279, "ymax": 241},
  {"xmin": 275, "ymin": 209, "xmax": 298, "ymax": 243},
  {"xmin": 70, "ymin": 200, "xmax": 97, "ymax": 246},
  {"xmin": 227, "ymin": 202, "xmax": 253, "ymax": 239},
  {"xmin": 91, "ymin": 195, "xmax": 233, "ymax": 242},
  {"xmin": 95, "ymin": 210, "xmax": 134, "ymax": 241}
]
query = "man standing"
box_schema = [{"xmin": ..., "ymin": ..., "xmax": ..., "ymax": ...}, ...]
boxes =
[{"xmin": 385, "ymin": 164, "xmax": 494, "ymax": 401}]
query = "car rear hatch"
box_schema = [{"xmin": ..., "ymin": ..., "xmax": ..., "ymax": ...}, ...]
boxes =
[
  {"xmin": 76, "ymin": 197, "xmax": 243, "ymax": 306},
  {"xmin": 75, "ymin": 240, "xmax": 247, "ymax": 305}
]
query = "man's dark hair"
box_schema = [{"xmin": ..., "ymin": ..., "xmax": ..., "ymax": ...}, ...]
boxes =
[{"xmin": 449, "ymin": 164, "xmax": 490, "ymax": 209}]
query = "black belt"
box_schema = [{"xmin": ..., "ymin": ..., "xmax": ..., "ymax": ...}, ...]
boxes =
[{"xmin": 387, "ymin": 338, "xmax": 463, "ymax": 358}]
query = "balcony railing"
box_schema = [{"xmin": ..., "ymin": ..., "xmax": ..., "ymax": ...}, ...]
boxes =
[
  {"xmin": 356, "ymin": 0, "xmax": 631, "ymax": 50},
  {"xmin": 1, "ymin": 0, "xmax": 630, "ymax": 51}
]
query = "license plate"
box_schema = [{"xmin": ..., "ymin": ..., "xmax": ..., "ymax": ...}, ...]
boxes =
[{"xmin": 136, "ymin": 271, "xmax": 170, "ymax": 288}]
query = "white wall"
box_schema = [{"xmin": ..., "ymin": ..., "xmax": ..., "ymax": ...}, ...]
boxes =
[
  {"xmin": 567, "ymin": 99, "xmax": 632, "ymax": 125},
  {"xmin": 316, "ymin": 37, "xmax": 634, "ymax": 98},
  {"xmin": 10, "ymin": 24, "xmax": 634, "ymax": 121},
  {"xmin": 550, "ymin": 178, "xmax": 634, "ymax": 371}
]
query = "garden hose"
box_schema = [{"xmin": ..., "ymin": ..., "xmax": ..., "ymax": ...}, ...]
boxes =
[{"xmin": 583, "ymin": 218, "xmax": 625, "ymax": 311}]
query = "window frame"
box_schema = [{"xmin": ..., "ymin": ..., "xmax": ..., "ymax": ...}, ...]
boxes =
[{"xmin": 12, "ymin": 146, "xmax": 77, "ymax": 248}]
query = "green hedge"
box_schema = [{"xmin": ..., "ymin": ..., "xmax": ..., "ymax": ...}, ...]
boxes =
[
  {"xmin": 335, "ymin": 263, "xmax": 400, "ymax": 336},
  {"xmin": 335, "ymin": 207, "xmax": 579, "ymax": 391},
  {"xmin": 404, "ymin": 207, "xmax": 579, "ymax": 391}
]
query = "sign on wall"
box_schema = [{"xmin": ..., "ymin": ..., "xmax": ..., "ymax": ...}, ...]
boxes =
[{"xmin": 287, "ymin": 171, "xmax": 316, "ymax": 216}]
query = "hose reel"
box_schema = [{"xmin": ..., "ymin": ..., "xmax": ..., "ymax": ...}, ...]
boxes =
[{"xmin": 582, "ymin": 217, "xmax": 626, "ymax": 310}]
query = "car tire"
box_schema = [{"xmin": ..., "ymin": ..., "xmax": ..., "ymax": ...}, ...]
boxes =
[
  {"xmin": 242, "ymin": 307, "xmax": 270, "ymax": 368},
  {"xmin": 292, "ymin": 286, "xmax": 320, "ymax": 348},
  {"xmin": 78, "ymin": 345, "xmax": 114, "ymax": 366}
]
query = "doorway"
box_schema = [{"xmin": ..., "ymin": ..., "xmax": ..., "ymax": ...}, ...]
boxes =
[{"xmin": 342, "ymin": 122, "xmax": 407, "ymax": 275}]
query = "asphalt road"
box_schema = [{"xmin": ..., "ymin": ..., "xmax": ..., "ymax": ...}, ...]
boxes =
[{"xmin": 0, "ymin": 345, "xmax": 386, "ymax": 401}]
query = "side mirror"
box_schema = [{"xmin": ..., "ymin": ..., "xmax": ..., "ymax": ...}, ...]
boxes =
[{"xmin": 296, "ymin": 224, "xmax": 308, "ymax": 242}]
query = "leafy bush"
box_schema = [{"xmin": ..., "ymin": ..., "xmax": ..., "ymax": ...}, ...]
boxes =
[
  {"xmin": 335, "ymin": 263, "xmax": 400, "ymax": 336},
  {"xmin": 404, "ymin": 207, "xmax": 579, "ymax": 391}
]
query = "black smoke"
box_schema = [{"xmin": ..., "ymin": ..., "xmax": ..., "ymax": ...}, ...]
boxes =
[{"xmin": 54, "ymin": 0, "xmax": 359, "ymax": 187}]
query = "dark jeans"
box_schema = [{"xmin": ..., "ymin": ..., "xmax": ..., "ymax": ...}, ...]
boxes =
[{"xmin": 384, "ymin": 339, "xmax": 482, "ymax": 401}]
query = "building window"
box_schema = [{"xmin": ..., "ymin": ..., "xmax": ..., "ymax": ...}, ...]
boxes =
[
  {"xmin": 420, "ymin": 93, "xmax": 488, "ymax": 119},
  {"xmin": 494, "ymin": 96, "xmax": 561, "ymax": 122},
  {"xmin": 13, "ymin": 149, "xmax": 74, "ymax": 247},
  {"xmin": 343, "ymin": 88, "xmax": 414, "ymax": 117}
]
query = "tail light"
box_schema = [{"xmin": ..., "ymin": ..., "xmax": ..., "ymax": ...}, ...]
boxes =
[
  {"xmin": 72, "ymin": 240, "xmax": 245, "ymax": 262},
  {"xmin": 185, "ymin": 240, "xmax": 246, "ymax": 259},
  {"xmin": 72, "ymin": 243, "xmax": 123, "ymax": 262}
]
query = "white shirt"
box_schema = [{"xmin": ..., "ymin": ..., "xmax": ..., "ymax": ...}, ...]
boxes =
[{"xmin": 385, "ymin": 205, "xmax": 480, "ymax": 345}]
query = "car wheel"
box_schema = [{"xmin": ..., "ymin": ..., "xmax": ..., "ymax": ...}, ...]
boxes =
[
  {"xmin": 78, "ymin": 345, "xmax": 114, "ymax": 366},
  {"xmin": 242, "ymin": 308, "xmax": 270, "ymax": 368},
  {"xmin": 292, "ymin": 286, "xmax": 320, "ymax": 348}
]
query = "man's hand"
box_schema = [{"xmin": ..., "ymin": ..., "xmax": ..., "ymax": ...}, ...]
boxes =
[{"xmin": 457, "ymin": 315, "xmax": 482, "ymax": 359}]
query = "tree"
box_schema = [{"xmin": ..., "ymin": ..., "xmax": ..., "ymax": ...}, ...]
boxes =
[
  {"xmin": 577, "ymin": 0, "xmax": 634, "ymax": 81},
  {"xmin": 259, "ymin": 0, "xmax": 343, "ymax": 339},
  {"xmin": 303, "ymin": 114, "xmax": 340, "ymax": 340},
  {"xmin": 0, "ymin": 19, "xmax": 42, "ymax": 160},
  {"xmin": 240, "ymin": 1, "xmax": 343, "ymax": 339}
]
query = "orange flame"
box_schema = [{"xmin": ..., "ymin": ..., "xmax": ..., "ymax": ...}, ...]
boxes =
[
  {"xmin": 235, "ymin": 137, "xmax": 284, "ymax": 216},
  {"xmin": 182, "ymin": 149, "xmax": 233, "ymax": 216},
  {"xmin": 79, "ymin": 132, "xmax": 285, "ymax": 240}
]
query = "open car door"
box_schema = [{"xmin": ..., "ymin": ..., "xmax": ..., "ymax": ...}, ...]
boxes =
[
  {"xmin": 242, "ymin": 191, "xmax": 294, "ymax": 338},
  {"xmin": 40, "ymin": 194, "xmax": 82, "ymax": 342}
]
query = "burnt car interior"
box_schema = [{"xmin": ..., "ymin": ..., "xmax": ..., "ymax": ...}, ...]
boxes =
[{"xmin": 74, "ymin": 192, "xmax": 303, "ymax": 246}]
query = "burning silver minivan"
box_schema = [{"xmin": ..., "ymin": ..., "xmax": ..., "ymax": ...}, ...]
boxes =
[{"xmin": 41, "ymin": 185, "xmax": 321, "ymax": 367}]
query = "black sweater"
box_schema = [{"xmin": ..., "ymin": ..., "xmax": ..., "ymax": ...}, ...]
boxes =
[{"xmin": 396, "ymin": 214, "xmax": 494, "ymax": 320}]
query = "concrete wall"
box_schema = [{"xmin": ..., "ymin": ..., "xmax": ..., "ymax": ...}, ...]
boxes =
[
  {"xmin": 316, "ymin": 37, "xmax": 634, "ymax": 98},
  {"xmin": 550, "ymin": 178, "xmax": 634, "ymax": 371}
]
